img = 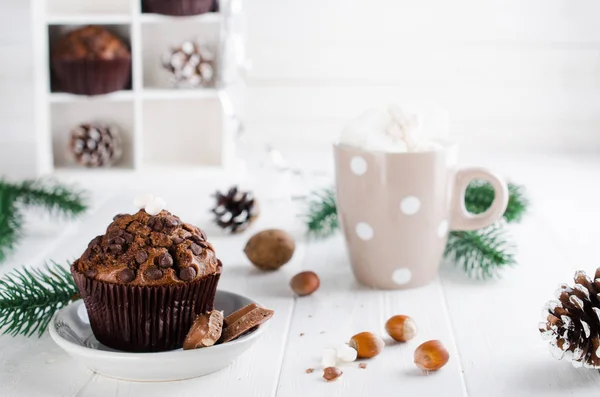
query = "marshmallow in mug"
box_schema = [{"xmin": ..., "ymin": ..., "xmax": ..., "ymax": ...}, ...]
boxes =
[{"xmin": 339, "ymin": 105, "xmax": 443, "ymax": 152}]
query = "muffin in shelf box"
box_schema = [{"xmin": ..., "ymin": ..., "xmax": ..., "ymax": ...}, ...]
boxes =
[{"xmin": 51, "ymin": 26, "xmax": 131, "ymax": 96}]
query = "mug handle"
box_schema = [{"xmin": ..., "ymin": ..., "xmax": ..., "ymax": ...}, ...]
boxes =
[{"xmin": 451, "ymin": 167, "xmax": 509, "ymax": 231}]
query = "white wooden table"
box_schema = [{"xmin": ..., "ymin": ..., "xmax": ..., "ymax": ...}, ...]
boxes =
[{"xmin": 1, "ymin": 151, "xmax": 600, "ymax": 397}]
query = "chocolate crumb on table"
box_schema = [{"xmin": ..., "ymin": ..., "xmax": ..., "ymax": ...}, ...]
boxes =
[
  {"xmin": 359, "ymin": 363, "xmax": 367, "ymax": 369},
  {"xmin": 305, "ymin": 368, "xmax": 314, "ymax": 374}
]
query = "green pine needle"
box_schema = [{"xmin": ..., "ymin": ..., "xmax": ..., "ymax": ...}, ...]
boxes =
[
  {"xmin": 445, "ymin": 226, "xmax": 516, "ymax": 279},
  {"xmin": 4, "ymin": 178, "xmax": 87, "ymax": 218},
  {"xmin": 0, "ymin": 192, "xmax": 23, "ymax": 263},
  {"xmin": 305, "ymin": 188, "xmax": 339, "ymax": 239},
  {"xmin": 465, "ymin": 181, "xmax": 528, "ymax": 223},
  {"xmin": 0, "ymin": 262, "xmax": 78, "ymax": 337},
  {"xmin": 0, "ymin": 178, "xmax": 87, "ymax": 263}
]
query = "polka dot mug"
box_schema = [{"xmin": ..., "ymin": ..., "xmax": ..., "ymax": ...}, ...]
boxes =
[{"xmin": 334, "ymin": 142, "xmax": 508, "ymax": 289}]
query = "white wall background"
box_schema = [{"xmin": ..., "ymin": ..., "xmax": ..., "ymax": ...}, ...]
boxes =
[{"xmin": 1, "ymin": 0, "xmax": 599, "ymax": 177}]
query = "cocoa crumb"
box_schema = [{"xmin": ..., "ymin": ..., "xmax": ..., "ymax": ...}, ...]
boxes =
[
  {"xmin": 305, "ymin": 368, "xmax": 314, "ymax": 374},
  {"xmin": 300, "ymin": 333, "xmax": 305, "ymax": 337},
  {"xmin": 359, "ymin": 363, "xmax": 367, "ymax": 369}
]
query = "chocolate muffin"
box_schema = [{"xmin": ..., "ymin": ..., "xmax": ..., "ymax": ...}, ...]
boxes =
[
  {"xmin": 51, "ymin": 26, "xmax": 131, "ymax": 96},
  {"xmin": 71, "ymin": 209, "xmax": 222, "ymax": 352},
  {"xmin": 143, "ymin": 0, "xmax": 216, "ymax": 16}
]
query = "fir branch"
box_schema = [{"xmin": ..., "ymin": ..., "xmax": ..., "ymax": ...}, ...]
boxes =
[
  {"xmin": 1, "ymin": 179, "xmax": 88, "ymax": 218},
  {"xmin": 465, "ymin": 181, "xmax": 528, "ymax": 223},
  {"xmin": 0, "ymin": 262, "xmax": 78, "ymax": 337},
  {"xmin": 305, "ymin": 188, "xmax": 338, "ymax": 239},
  {"xmin": 445, "ymin": 225, "xmax": 516, "ymax": 279},
  {"xmin": 0, "ymin": 191, "xmax": 22, "ymax": 263}
]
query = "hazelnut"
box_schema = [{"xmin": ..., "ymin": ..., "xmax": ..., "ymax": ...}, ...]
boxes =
[
  {"xmin": 385, "ymin": 315, "xmax": 417, "ymax": 342},
  {"xmin": 349, "ymin": 332, "xmax": 384, "ymax": 359},
  {"xmin": 244, "ymin": 229, "xmax": 295, "ymax": 271},
  {"xmin": 322, "ymin": 367, "xmax": 343, "ymax": 382},
  {"xmin": 290, "ymin": 271, "xmax": 320, "ymax": 296},
  {"xmin": 414, "ymin": 340, "xmax": 449, "ymax": 371}
]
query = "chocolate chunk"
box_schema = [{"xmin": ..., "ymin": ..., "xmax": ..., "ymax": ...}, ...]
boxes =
[
  {"xmin": 183, "ymin": 310, "xmax": 224, "ymax": 350},
  {"xmin": 190, "ymin": 234, "xmax": 204, "ymax": 245},
  {"xmin": 164, "ymin": 217, "xmax": 179, "ymax": 231},
  {"xmin": 217, "ymin": 259, "xmax": 223, "ymax": 268},
  {"xmin": 179, "ymin": 266, "xmax": 197, "ymax": 281},
  {"xmin": 108, "ymin": 244, "xmax": 122, "ymax": 253},
  {"xmin": 111, "ymin": 237, "xmax": 126, "ymax": 245},
  {"xmin": 118, "ymin": 268, "xmax": 135, "ymax": 283},
  {"xmin": 151, "ymin": 218, "xmax": 164, "ymax": 232},
  {"xmin": 157, "ymin": 252, "xmax": 173, "ymax": 268},
  {"xmin": 221, "ymin": 304, "xmax": 274, "ymax": 343},
  {"xmin": 172, "ymin": 236, "xmax": 184, "ymax": 244},
  {"xmin": 84, "ymin": 268, "xmax": 98, "ymax": 278},
  {"xmin": 135, "ymin": 250, "xmax": 148, "ymax": 264},
  {"xmin": 200, "ymin": 229, "xmax": 207, "ymax": 240},
  {"xmin": 122, "ymin": 232, "xmax": 134, "ymax": 243},
  {"xmin": 113, "ymin": 214, "xmax": 125, "ymax": 221},
  {"xmin": 145, "ymin": 267, "xmax": 163, "ymax": 280},
  {"xmin": 190, "ymin": 243, "xmax": 202, "ymax": 256}
]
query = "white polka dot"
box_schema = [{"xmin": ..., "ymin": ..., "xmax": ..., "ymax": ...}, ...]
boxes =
[
  {"xmin": 350, "ymin": 156, "xmax": 367, "ymax": 175},
  {"xmin": 392, "ymin": 268, "xmax": 412, "ymax": 285},
  {"xmin": 437, "ymin": 220, "xmax": 449, "ymax": 237},
  {"xmin": 400, "ymin": 196, "xmax": 421, "ymax": 215},
  {"xmin": 355, "ymin": 222, "xmax": 374, "ymax": 240}
]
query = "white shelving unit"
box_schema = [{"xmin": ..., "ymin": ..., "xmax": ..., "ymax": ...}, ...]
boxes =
[{"xmin": 31, "ymin": 0, "xmax": 247, "ymax": 179}]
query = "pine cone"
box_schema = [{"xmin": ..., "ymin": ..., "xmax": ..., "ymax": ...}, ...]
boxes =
[
  {"xmin": 162, "ymin": 40, "xmax": 215, "ymax": 88},
  {"xmin": 539, "ymin": 269, "xmax": 600, "ymax": 368},
  {"xmin": 212, "ymin": 187, "xmax": 259, "ymax": 233},
  {"xmin": 68, "ymin": 123, "xmax": 122, "ymax": 168}
]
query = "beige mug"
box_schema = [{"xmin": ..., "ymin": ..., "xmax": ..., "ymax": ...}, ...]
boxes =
[{"xmin": 334, "ymin": 143, "xmax": 509, "ymax": 289}]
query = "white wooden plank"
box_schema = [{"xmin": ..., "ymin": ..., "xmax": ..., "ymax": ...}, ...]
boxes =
[
  {"xmin": 275, "ymin": 236, "xmax": 467, "ymax": 397},
  {"xmin": 247, "ymin": 0, "xmax": 600, "ymax": 44},
  {"xmin": 244, "ymin": 86, "xmax": 600, "ymax": 123},
  {"xmin": 440, "ymin": 154, "xmax": 600, "ymax": 397},
  {"xmin": 247, "ymin": 44, "xmax": 600, "ymax": 86}
]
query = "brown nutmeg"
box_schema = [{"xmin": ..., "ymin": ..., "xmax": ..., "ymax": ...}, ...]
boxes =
[
  {"xmin": 414, "ymin": 340, "xmax": 449, "ymax": 371},
  {"xmin": 290, "ymin": 271, "xmax": 320, "ymax": 296},
  {"xmin": 349, "ymin": 332, "xmax": 384, "ymax": 359},
  {"xmin": 244, "ymin": 229, "xmax": 295, "ymax": 271},
  {"xmin": 385, "ymin": 315, "xmax": 417, "ymax": 342},
  {"xmin": 322, "ymin": 367, "xmax": 343, "ymax": 382}
]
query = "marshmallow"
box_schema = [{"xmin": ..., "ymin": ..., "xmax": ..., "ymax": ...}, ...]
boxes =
[
  {"xmin": 145, "ymin": 197, "xmax": 167, "ymax": 216},
  {"xmin": 336, "ymin": 343, "xmax": 358, "ymax": 363},
  {"xmin": 339, "ymin": 104, "xmax": 442, "ymax": 153},
  {"xmin": 321, "ymin": 348, "xmax": 337, "ymax": 368},
  {"xmin": 134, "ymin": 194, "xmax": 155, "ymax": 209}
]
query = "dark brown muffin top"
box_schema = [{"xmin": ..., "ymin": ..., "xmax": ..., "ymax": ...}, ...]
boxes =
[
  {"xmin": 52, "ymin": 26, "xmax": 131, "ymax": 61},
  {"xmin": 74, "ymin": 210, "xmax": 221, "ymax": 286}
]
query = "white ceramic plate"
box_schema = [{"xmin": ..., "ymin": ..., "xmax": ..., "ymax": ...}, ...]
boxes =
[{"xmin": 49, "ymin": 290, "xmax": 269, "ymax": 382}]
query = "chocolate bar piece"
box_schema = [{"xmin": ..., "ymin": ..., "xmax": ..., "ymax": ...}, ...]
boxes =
[
  {"xmin": 221, "ymin": 303, "xmax": 274, "ymax": 343},
  {"xmin": 183, "ymin": 310, "xmax": 224, "ymax": 350}
]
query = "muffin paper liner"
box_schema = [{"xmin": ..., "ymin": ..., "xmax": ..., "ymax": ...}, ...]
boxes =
[
  {"xmin": 143, "ymin": 0, "xmax": 215, "ymax": 16},
  {"xmin": 72, "ymin": 267, "xmax": 220, "ymax": 352},
  {"xmin": 52, "ymin": 58, "xmax": 131, "ymax": 96}
]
